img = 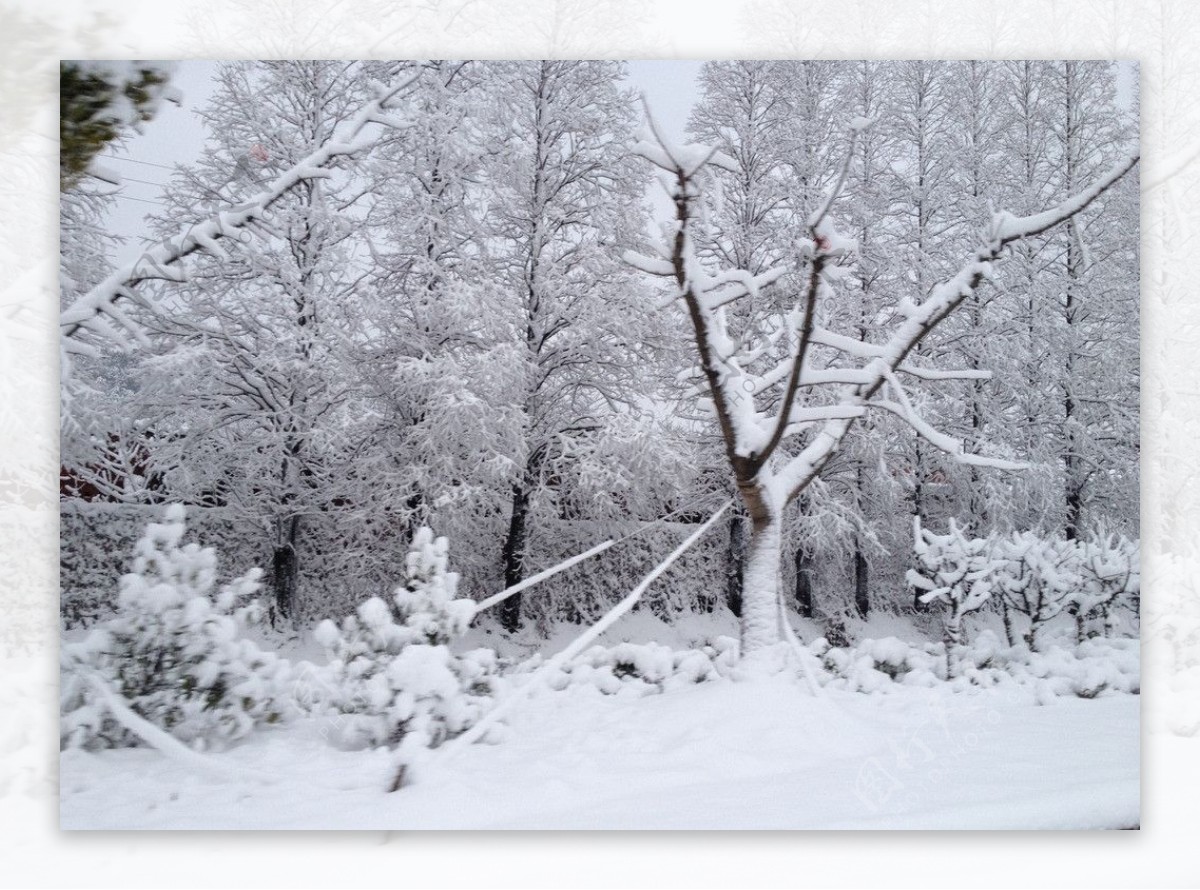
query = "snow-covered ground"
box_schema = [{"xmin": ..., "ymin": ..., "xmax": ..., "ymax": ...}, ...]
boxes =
[{"xmin": 60, "ymin": 671, "xmax": 1138, "ymax": 830}]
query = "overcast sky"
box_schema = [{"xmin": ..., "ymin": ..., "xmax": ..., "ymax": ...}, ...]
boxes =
[
  {"xmin": 97, "ymin": 60, "xmax": 704, "ymax": 264},
  {"xmin": 96, "ymin": 59, "xmax": 1134, "ymax": 265}
]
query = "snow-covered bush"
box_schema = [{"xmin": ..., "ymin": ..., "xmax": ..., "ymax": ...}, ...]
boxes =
[
  {"xmin": 1076, "ymin": 534, "xmax": 1140, "ymax": 641},
  {"xmin": 532, "ymin": 639, "xmax": 734, "ymax": 696},
  {"xmin": 993, "ymin": 531, "xmax": 1085, "ymax": 650},
  {"xmin": 60, "ymin": 502, "xmax": 266, "ymax": 628},
  {"xmin": 315, "ymin": 528, "xmax": 500, "ymax": 758},
  {"xmin": 815, "ymin": 636, "xmax": 946, "ymax": 691},
  {"xmin": 907, "ymin": 518, "xmax": 995, "ymax": 674},
  {"xmin": 390, "ymin": 528, "xmax": 476, "ymax": 643},
  {"xmin": 60, "ymin": 506, "xmax": 292, "ymax": 751},
  {"xmin": 812, "ymin": 632, "xmax": 1139, "ymax": 698}
]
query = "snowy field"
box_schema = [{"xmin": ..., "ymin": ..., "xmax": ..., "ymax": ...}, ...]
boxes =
[{"xmin": 60, "ymin": 658, "xmax": 1139, "ymax": 831}]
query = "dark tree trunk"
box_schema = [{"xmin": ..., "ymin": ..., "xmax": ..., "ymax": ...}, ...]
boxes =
[
  {"xmin": 271, "ymin": 516, "xmax": 300, "ymax": 623},
  {"xmin": 725, "ymin": 513, "xmax": 747, "ymax": 618},
  {"xmin": 500, "ymin": 480, "xmax": 531, "ymax": 632},
  {"xmin": 853, "ymin": 545, "xmax": 870, "ymax": 618},
  {"xmin": 404, "ymin": 490, "xmax": 426, "ymax": 539},
  {"xmin": 794, "ymin": 544, "xmax": 813, "ymax": 618},
  {"xmin": 1062, "ymin": 64, "xmax": 1084, "ymax": 543}
]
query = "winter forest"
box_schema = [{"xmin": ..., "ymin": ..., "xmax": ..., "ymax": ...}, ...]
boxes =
[{"xmin": 59, "ymin": 60, "xmax": 1141, "ymax": 829}]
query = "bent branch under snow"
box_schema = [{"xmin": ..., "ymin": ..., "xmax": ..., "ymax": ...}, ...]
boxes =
[{"xmin": 60, "ymin": 70, "xmax": 421, "ymax": 360}]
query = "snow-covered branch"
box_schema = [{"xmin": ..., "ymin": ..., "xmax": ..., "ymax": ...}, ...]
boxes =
[
  {"xmin": 770, "ymin": 151, "xmax": 1140, "ymax": 505},
  {"xmin": 990, "ymin": 153, "xmax": 1140, "ymax": 243},
  {"xmin": 60, "ymin": 70, "xmax": 421, "ymax": 358}
]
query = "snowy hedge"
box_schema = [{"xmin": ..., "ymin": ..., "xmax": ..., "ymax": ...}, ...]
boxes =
[
  {"xmin": 60, "ymin": 502, "xmax": 266, "ymax": 628},
  {"xmin": 515, "ymin": 630, "xmax": 1138, "ymax": 703},
  {"xmin": 60, "ymin": 506, "xmax": 293, "ymax": 751}
]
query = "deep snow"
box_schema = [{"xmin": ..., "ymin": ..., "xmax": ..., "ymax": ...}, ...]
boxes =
[{"xmin": 60, "ymin": 668, "xmax": 1138, "ymax": 830}]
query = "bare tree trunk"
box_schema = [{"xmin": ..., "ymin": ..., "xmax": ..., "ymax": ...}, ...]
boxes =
[
  {"xmin": 794, "ymin": 543, "xmax": 814, "ymax": 618},
  {"xmin": 853, "ymin": 544, "xmax": 870, "ymax": 618},
  {"xmin": 726, "ymin": 513, "xmax": 747, "ymax": 618},
  {"xmin": 1024, "ymin": 619, "xmax": 1041, "ymax": 651},
  {"xmin": 500, "ymin": 477, "xmax": 532, "ymax": 632},
  {"xmin": 740, "ymin": 505, "xmax": 783, "ymax": 655},
  {"xmin": 944, "ymin": 614, "xmax": 964, "ymax": 679},
  {"xmin": 272, "ymin": 515, "xmax": 301, "ymax": 623}
]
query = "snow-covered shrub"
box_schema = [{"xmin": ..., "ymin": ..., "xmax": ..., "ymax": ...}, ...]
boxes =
[
  {"xmin": 548, "ymin": 641, "xmax": 726, "ymax": 695},
  {"xmin": 60, "ymin": 506, "xmax": 292, "ymax": 750},
  {"xmin": 986, "ymin": 636, "xmax": 1140, "ymax": 699},
  {"xmin": 315, "ymin": 528, "xmax": 500, "ymax": 758},
  {"xmin": 390, "ymin": 528, "xmax": 476, "ymax": 643},
  {"xmin": 816, "ymin": 636, "xmax": 945, "ymax": 691},
  {"xmin": 907, "ymin": 518, "xmax": 995, "ymax": 674},
  {"xmin": 519, "ymin": 637, "xmax": 740, "ymax": 697},
  {"xmin": 811, "ymin": 632, "xmax": 1140, "ymax": 698},
  {"xmin": 993, "ymin": 531, "xmax": 1085, "ymax": 650},
  {"xmin": 59, "ymin": 501, "xmax": 265, "ymax": 628},
  {"xmin": 1076, "ymin": 534, "xmax": 1140, "ymax": 641}
]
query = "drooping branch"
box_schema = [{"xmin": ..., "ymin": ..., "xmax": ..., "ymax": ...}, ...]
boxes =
[
  {"xmin": 60, "ymin": 69, "xmax": 422, "ymax": 358},
  {"xmin": 868, "ymin": 365, "xmax": 1026, "ymax": 471}
]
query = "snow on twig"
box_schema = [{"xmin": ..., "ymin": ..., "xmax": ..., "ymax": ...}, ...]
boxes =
[
  {"xmin": 769, "ymin": 152, "xmax": 1139, "ymax": 502},
  {"xmin": 990, "ymin": 153, "xmax": 1139, "ymax": 243}
]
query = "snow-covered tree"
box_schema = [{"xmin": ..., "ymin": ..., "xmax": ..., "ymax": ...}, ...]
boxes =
[
  {"xmin": 357, "ymin": 60, "xmax": 526, "ymax": 593},
  {"xmin": 685, "ymin": 61, "xmax": 871, "ymax": 623},
  {"xmin": 906, "ymin": 517, "xmax": 994, "ymax": 671},
  {"xmin": 59, "ymin": 64, "xmax": 419, "ymax": 373},
  {"xmin": 60, "ymin": 506, "xmax": 290, "ymax": 750},
  {"xmin": 314, "ymin": 528, "xmax": 500, "ymax": 786},
  {"xmin": 993, "ymin": 530, "xmax": 1085, "ymax": 650},
  {"xmin": 627, "ymin": 106, "xmax": 1138, "ymax": 659},
  {"xmin": 123, "ymin": 62, "xmax": 420, "ymax": 623},
  {"xmin": 1075, "ymin": 532, "xmax": 1140, "ymax": 641},
  {"xmin": 1044, "ymin": 62, "xmax": 1139, "ymax": 539},
  {"xmin": 480, "ymin": 60, "xmax": 662, "ymax": 631}
]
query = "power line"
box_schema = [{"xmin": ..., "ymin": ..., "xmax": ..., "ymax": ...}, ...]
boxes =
[
  {"xmin": 117, "ymin": 174, "xmax": 171, "ymax": 188},
  {"xmin": 112, "ymin": 193, "xmax": 170, "ymax": 207},
  {"xmin": 100, "ymin": 155, "xmax": 177, "ymax": 172}
]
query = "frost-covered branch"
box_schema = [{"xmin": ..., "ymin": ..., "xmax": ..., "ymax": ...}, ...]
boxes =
[
  {"xmin": 629, "ymin": 118, "xmax": 778, "ymax": 480},
  {"xmin": 60, "ymin": 70, "xmax": 421, "ymax": 358},
  {"xmin": 867, "ymin": 366, "xmax": 1027, "ymax": 471},
  {"xmin": 770, "ymin": 151, "xmax": 1140, "ymax": 505},
  {"xmin": 756, "ymin": 123, "xmax": 865, "ymax": 469},
  {"xmin": 629, "ymin": 118, "xmax": 1138, "ymax": 514}
]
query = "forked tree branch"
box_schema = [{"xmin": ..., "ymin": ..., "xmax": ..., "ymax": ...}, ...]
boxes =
[{"xmin": 628, "ymin": 111, "xmax": 1139, "ymax": 510}]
